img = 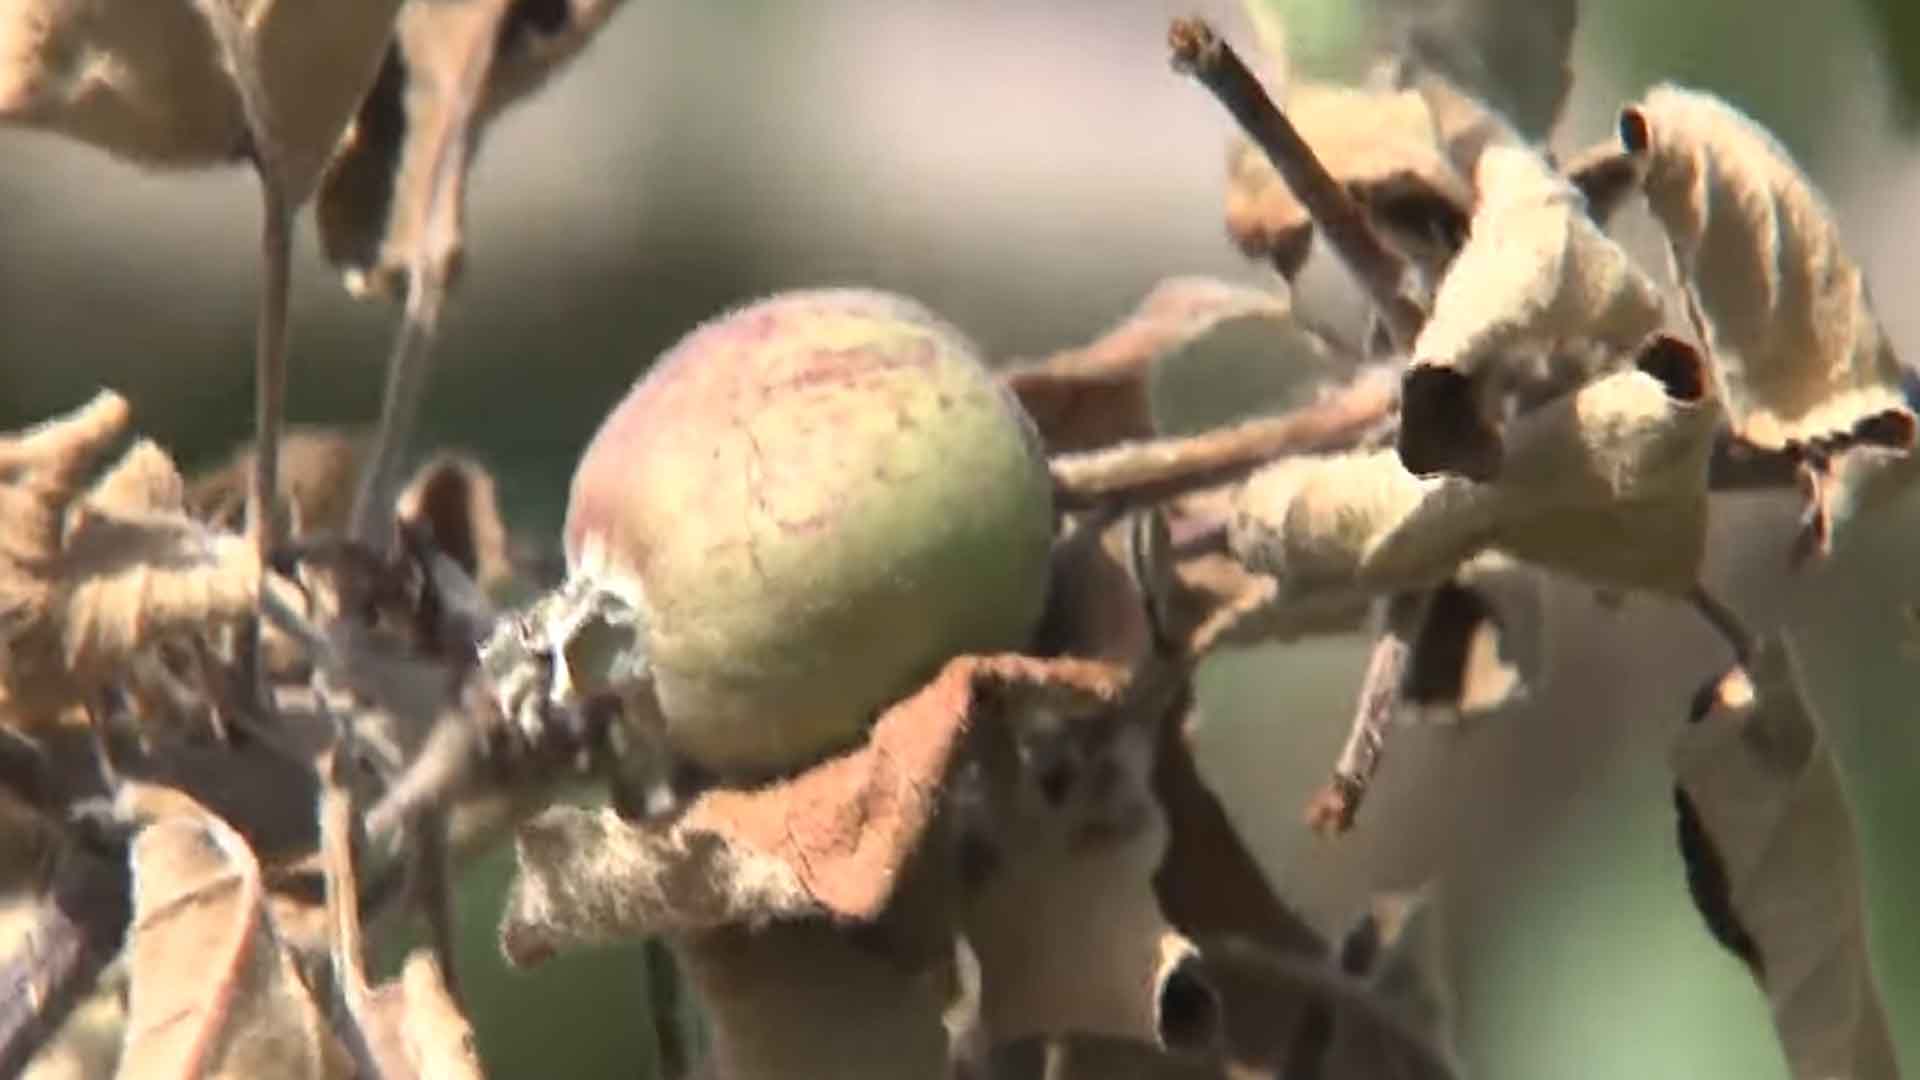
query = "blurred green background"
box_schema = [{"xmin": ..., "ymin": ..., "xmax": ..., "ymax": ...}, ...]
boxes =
[{"xmin": 5, "ymin": 2, "xmax": 1920, "ymax": 1077}]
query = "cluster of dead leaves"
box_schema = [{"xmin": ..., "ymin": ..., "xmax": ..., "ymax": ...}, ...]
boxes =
[{"xmin": 1, "ymin": 1, "xmax": 1911, "ymax": 1078}]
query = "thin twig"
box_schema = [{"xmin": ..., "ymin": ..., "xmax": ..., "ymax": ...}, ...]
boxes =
[
  {"xmin": 1169, "ymin": 18, "xmax": 1426, "ymax": 350},
  {"xmin": 347, "ymin": 9, "xmax": 501, "ymax": 547},
  {"xmin": 191, "ymin": 0, "xmax": 295, "ymax": 718},
  {"xmin": 1687, "ymin": 585, "xmax": 1756, "ymax": 668},
  {"xmin": 1050, "ymin": 366, "xmax": 1398, "ymax": 509},
  {"xmin": 1305, "ymin": 591, "xmax": 1430, "ymax": 836}
]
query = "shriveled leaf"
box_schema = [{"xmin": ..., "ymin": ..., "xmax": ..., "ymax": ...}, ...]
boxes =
[
  {"xmin": 1625, "ymin": 85, "xmax": 1918, "ymax": 553},
  {"xmin": 0, "ymin": 0, "xmax": 398, "ymax": 199},
  {"xmin": 317, "ymin": 0, "xmax": 628, "ymax": 298},
  {"xmin": 0, "ymin": 395, "xmax": 260, "ymax": 721},
  {"xmin": 1234, "ymin": 337, "xmax": 1720, "ymax": 599},
  {"xmin": 957, "ymin": 703, "xmax": 1220, "ymax": 1055},
  {"xmin": 1670, "ymin": 639, "xmax": 1897, "ymax": 1080},
  {"xmin": 187, "ymin": 427, "xmax": 366, "ymax": 537},
  {"xmin": 1223, "ymin": 82, "xmax": 1471, "ymax": 281},
  {"xmin": 1003, "ymin": 277, "xmax": 1294, "ymax": 454},
  {"xmin": 1493, "ymin": 335, "xmax": 1720, "ymax": 594},
  {"xmin": 1400, "ymin": 143, "xmax": 1668, "ymax": 479},
  {"xmin": 119, "ymin": 791, "xmax": 350, "ymax": 1080},
  {"xmin": 498, "ymin": 654, "xmax": 1127, "ymax": 965}
]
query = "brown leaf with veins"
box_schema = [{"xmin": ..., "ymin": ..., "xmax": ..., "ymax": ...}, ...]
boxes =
[
  {"xmin": 0, "ymin": 0, "xmax": 399, "ymax": 201},
  {"xmin": 498, "ymin": 653, "xmax": 1127, "ymax": 964},
  {"xmin": 120, "ymin": 789, "xmax": 351, "ymax": 1080},
  {"xmin": 0, "ymin": 394, "xmax": 259, "ymax": 722},
  {"xmin": 1624, "ymin": 85, "xmax": 1917, "ymax": 556},
  {"xmin": 317, "ymin": 0, "xmax": 629, "ymax": 298},
  {"xmin": 1003, "ymin": 277, "xmax": 1294, "ymax": 455},
  {"xmin": 1671, "ymin": 639, "xmax": 1897, "ymax": 1080}
]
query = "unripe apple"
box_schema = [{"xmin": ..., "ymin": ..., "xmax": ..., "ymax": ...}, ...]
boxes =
[{"xmin": 560, "ymin": 289, "xmax": 1055, "ymax": 778}]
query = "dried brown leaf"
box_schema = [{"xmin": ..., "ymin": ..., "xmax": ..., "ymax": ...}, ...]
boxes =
[
  {"xmin": 1400, "ymin": 144, "xmax": 1668, "ymax": 479},
  {"xmin": 1223, "ymin": 83, "xmax": 1472, "ymax": 281},
  {"xmin": 1403, "ymin": 555, "xmax": 1545, "ymax": 720},
  {"xmin": 1671, "ymin": 639, "xmax": 1897, "ymax": 1080},
  {"xmin": 498, "ymin": 654, "xmax": 1127, "ymax": 964},
  {"xmin": 1625, "ymin": 85, "xmax": 1917, "ymax": 553},
  {"xmin": 0, "ymin": 394, "xmax": 260, "ymax": 721},
  {"xmin": 396, "ymin": 452, "xmax": 512, "ymax": 594},
  {"xmin": 119, "ymin": 791, "xmax": 351, "ymax": 1080},
  {"xmin": 316, "ymin": 0, "xmax": 628, "ymax": 297},
  {"xmin": 1003, "ymin": 278, "xmax": 1294, "ymax": 454},
  {"xmin": 187, "ymin": 427, "xmax": 366, "ymax": 537},
  {"xmin": 0, "ymin": 0, "xmax": 398, "ymax": 199}
]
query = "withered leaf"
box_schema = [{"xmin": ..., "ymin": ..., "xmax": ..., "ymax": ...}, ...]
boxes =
[
  {"xmin": 0, "ymin": 0, "xmax": 399, "ymax": 200},
  {"xmin": 958, "ymin": 703, "xmax": 1219, "ymax": 1054},
  {"xmin": 316, "ymin": 0, "xmax": 628, "ymax": 298},
  {"xmin": 1223, "ymin": 82, "xmax": 1472, "ymax": 282},
  {"xmin": 187, "ymin": 426, "xmax": 366, "ymax": 537},
  {"xmin": 1234, "ymin": 336, "xmax": 1719, "ymax": 600},
  {"xmin": 1003, "ymin": 277, "xmax": 1294, "ymax": 455},
  {"xmin": 395, "ymin": 452, "xmax": 513, "ymax": 595},
  {"xmin": 120, "ymin": 791, "xmax": 351, "ymax": 1079},
  {"xmin": 1670, "ymin": 640, "xmax": 1897, "ymax": 1080},
  {"xmin": 0, "ymin": 394, "xmax": 260, "ymax": 722},
  {"xmin": 1403, "ymin": 555, "xmax": 1545, "ymax": 720},
  {"xmin": 1400, "ymin": 143, "xmax": 1668, "ymax": 479},
  {"xmin": 498, "ymin": 654, "xmax": 1126, "ymax": 966},
  {"xmin": 1624, "ymin": 85, "xmax": 1917, "ymax": 556}
]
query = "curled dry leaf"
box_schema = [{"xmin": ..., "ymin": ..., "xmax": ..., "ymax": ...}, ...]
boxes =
[
  {"xmin": 0, "ymin": 0, "xmax": 399, "ymax": 200},
  {"xmin": 1002, "ymin": 277, "xmax": 1294, "ymax": 455},
  {"xmin": 1223, "ymin": 83, "xmax": 1472, "ymax": 281},
  {"xmin": 120, "ymin": 790, "xmax": 351, "ymax": 1080},
  {"xmin": 1400, "ymin": 143, "xmax": 1668, "ymax": 480},
  {"xmin": 1624, "ymin": 85, "xmax": 1917, "ymax": 555},
  {"xmin": 1670, "ymin": 639, "xmax": 1897, "ymax": 1080},
  {"xmin": 395, "ymin": 452, "xmax": 513, "ymax": 596},
  {"xmin": 1236, "ymin": 336, "xmax": 1718, "ymax": 599},
  {"xmin": 497, "ymin": 653, "xmax": 1127, "ymax": 964},
  {"xmin": 0, "ymin": 394, "xmax": 259, "ymax": 722},
  {"xmin": 317, "ymin": 0, "xmax": 629, "ymax": 297},
  {"xmin": 1403, "ymin": 555, "xmax": 1546, "ymax": 721}
]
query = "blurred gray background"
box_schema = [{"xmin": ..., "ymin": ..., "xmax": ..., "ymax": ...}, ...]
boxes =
[{"xmin": 5, "ymin": 2, "xmax": 1920, "ymax": 1076}]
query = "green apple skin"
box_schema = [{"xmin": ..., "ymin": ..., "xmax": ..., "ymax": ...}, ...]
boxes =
[{"xmin": 563, "ymin": 289, "xmax": 1055, "ymax": 778}]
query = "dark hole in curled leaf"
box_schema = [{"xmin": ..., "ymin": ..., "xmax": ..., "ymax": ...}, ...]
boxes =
[
  {"xmin": 1404, "ymin": 582, "xmax": 1496, "ymax": 710},
  {"xmin": 1850, "ymin": 407, "xmax": 1917, "ymax": 450},
  {"xmin": 499, "ymin": 0, "xmax": 573, "ymax": 53},
  {"xmin": 1156, "ymin": 956, "xmax": 1223, "ymax": 1054},
  {"xmin": 1398, "ymin": 367, "xmax": 1503, "ymax": 481},
  {"xmin": 1635, "ymin": 335, "xmax": 1707, "ymax": 403},
  {"xmin": 1672, "ymin": 786, "xmax": 1765, "ymax": 977},
  {"xmin": 1619, "ymin": 107, "xmax": 1651, "ymax": 154}
]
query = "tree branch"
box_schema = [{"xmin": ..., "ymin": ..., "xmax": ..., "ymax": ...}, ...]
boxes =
[{"xmin": 1169, "ymin": 18, "xmax": 1427, "ymax": 350}]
